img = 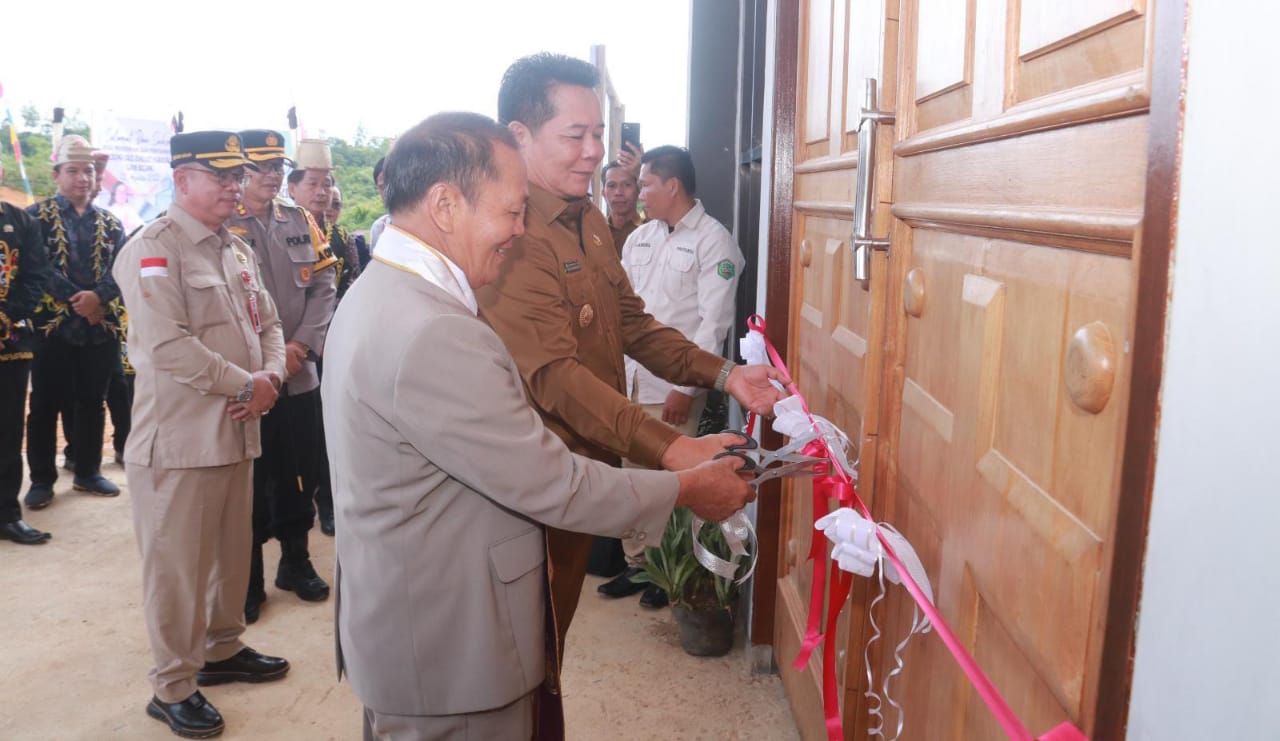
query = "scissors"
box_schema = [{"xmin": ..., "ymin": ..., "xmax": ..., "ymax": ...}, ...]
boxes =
[{"xmin": 713, "ymin": 430, "xmax": 829, "ymax": 488}]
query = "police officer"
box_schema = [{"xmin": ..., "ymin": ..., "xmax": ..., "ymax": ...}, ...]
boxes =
[
  {"xmin": 229, "ymin": 129, "xmax": 336, "ymax": 622},
  {"xmin": 285, "ymin": 138, "xmax": 356, "ymax": 533},
  {"xmin": 0, "ymin": 161, "xmax": 54, "ymax": 545},
  {"xmin": 114, "ymin": 131, "xmax": 290, "ymax": 739}
]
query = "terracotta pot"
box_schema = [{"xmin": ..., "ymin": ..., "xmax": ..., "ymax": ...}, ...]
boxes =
[{"xmin": 672, "ymin": 604, "xmax": 734, "ymax": 657}]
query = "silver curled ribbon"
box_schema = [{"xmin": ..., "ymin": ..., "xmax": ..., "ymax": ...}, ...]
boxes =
[{"xmin": 690, "ymin": 510, "xmax": 757, "ymax": 584}]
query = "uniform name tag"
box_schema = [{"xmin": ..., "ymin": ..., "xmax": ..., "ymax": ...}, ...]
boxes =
[
  {"xmin": 563, "ymin": 260, "xmax": 582, "ymax": 274},
  {"xmin": 286, "ymin": 234, "xmax": 312, "ymax": 246}
]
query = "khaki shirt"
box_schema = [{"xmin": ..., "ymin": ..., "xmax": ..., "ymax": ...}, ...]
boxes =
[
  {"xmin": 476, "ymin": 185, "xmax": 723, "ymax": 469},
  {"xmin": 227, "ymin": 201, "xmax": 335, "ymax": 395},
  {"xmin": 113, "ymin": 204, "xmax": 286, "ymax": 469}
]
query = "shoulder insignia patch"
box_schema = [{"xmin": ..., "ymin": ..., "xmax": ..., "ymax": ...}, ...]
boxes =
[{"xmin": 717, "ymin": 260, "xmax": 735, "ymax": 280}]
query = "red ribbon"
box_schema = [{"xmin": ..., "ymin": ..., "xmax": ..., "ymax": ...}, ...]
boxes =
[{"xmin": 745, "ymin": 315, "xmax": 1086, "ymax": 741}]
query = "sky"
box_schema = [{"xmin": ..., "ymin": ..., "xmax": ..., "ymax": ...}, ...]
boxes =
[{"xmin": 0, "ymin": 0, "xmax": 691, "ymax": 148}]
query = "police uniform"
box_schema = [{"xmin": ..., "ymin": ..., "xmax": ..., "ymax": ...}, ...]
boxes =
[
  {"xmin": 288, "ymin": 138, "xmax": 358, "ymax": 535},
  {"xmin": 0, "ymin": 201, "xmax": 53, "ymax": 544},
  {"xmin": 114, "ymin": 132, "xmax": 288, "ymax": 724},
  {"xmin": 230, "ymin": 129, "xmax": 337, "ymax": 615}
]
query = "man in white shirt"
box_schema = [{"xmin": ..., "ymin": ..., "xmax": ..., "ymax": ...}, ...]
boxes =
[{"xmin": 602, "ymin": 146, "xmax": 746, "ymax": 607}]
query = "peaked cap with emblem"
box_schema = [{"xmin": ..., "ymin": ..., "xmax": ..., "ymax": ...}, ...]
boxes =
[
  {"xmin": 170, "ymin": 131, "xmax": 250, "ymax": 170},
  {"xmin": 239, "ymin": 129, "xmax": 296, "ymax": 168}
]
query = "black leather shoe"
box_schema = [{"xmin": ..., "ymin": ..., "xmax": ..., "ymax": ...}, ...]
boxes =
[
  {"xmin": 639, "ymin": 585, "xmax": 670, "ymax": 609},
  {"xmin": 73, "ymin": 474, "xmax": 120, "ymax": 497},
  {"xmin": 597, "ymin": 566, "xmax": 647, "ymax": 599},
  {"xmin": 318, "ymin": 511, "xmax": 335, "ymax": 536},
  {"xmin": 196, "ymin": 647, "xmax": 290, "ymax": 686},
  {"xmin": 0, "ymin": 520, "xmax": 52, "ymax": 545},
  {"xmin": 146, "ymin": 691, "xmax": 225, "ymax": 738},
  {"xmin": 23, "ymin": 483, "xmax": 54, "ymax": 510}
]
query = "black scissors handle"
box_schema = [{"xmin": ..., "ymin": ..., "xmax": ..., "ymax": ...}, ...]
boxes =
[
  {"xmin": 713, "ymin": 429, "xmax": 759, "ymax": 471},
  {"xmin": 720, "ymin": 429, "xmax": 758, "ymax": 453},
  {"xmin": 713, "ymin": 449, "xmax": 759, "ymax": 471}
]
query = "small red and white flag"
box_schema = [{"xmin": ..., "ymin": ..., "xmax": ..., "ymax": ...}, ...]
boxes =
[{"xmin": 140, "ymin": 257, "xmax": 168, "ymax": 278}]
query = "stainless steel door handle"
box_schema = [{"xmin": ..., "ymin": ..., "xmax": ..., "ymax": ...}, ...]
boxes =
[{"xmin": 852, "ymin": 78, "xmax": 894, "ymax": 286}]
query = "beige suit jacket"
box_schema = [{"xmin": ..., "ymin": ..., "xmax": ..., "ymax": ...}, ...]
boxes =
[
  {"xmin": 114, "ymin": 204, "xmax": 286, "ymax": 468},
  {"xmin": 322, "ymin": 260, "xmax": 678, "ymax": 716}
]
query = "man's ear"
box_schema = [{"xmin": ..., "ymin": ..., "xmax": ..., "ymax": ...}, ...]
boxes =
[
  {"xmin": 426, "ymin": 182, "xmax": 463, "ymax": 232},
  {"xmin": 508, "ymin": 121, "xmax": 532, "ymax": 149}
]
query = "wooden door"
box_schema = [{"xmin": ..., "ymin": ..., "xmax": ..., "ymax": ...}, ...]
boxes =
[
  {"xmin": 869, "ymin": 0, "xmax": 1156, "ymax": 737},
  {"xmin": 773, "ymin": 1, "xmax": 899, "ymax": 737},
  {"xmin": 773, "ymin": 0, "xmax": 1163, "ymax": 738}
]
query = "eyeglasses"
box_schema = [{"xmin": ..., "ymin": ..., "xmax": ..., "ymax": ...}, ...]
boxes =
[
  {"xmin": 252, "ymin": 162, "xmax": 285, "ymax": 175},
  {"xmin": 180, "ymin": 166, "xmax": 247, "ymax": 187}
]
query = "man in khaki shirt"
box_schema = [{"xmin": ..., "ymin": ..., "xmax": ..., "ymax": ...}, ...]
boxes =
[
  {"xmin": 114, "ymin": 131, "xmax": 291, "ymax": 740},
  {"xmin": 476, "ymin": 53, "xmax": 785, "ymax": 656}
]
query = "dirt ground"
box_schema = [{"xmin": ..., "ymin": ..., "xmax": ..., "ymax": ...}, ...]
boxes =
[{"xmin": 0, "ymin": 456, "xmax": 798, "ymax": 740}]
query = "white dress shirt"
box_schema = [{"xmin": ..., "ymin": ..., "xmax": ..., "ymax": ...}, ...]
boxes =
[
  {"xmin": 369, "ymin": 213, "xmax": 392, "ymax": 249},
  {"xmin": 372, "ymin": 225, "xmax": 476, "ymax": 315},
  {"xmin": 622, "ymin": 199, "xmax": 744, "ymax": 404}
]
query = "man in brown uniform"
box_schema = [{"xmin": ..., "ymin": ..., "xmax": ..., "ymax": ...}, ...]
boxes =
[
  {"xmin": 476, "ymin": 53, "xmax": 785, "ymax": 656},
  {"xmin": 115, "ymin": 131, "xmax": 291, "ymax": 739},
  {"xmin": 603, "ymin": 156, "xmax": 645, "ymax": 253}
]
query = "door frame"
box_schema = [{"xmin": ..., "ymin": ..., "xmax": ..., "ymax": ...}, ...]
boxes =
[
  {"xmin": 756, "ymin": 0, "xmax": 1187, "ymax": 735},
  {"xmin": 1093, "ymin": 0, "xmax": 1187, "ymax": 736}
]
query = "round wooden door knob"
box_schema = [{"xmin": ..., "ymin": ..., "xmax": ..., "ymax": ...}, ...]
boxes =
[
  {"xmin": 800, "ymin": 239, "xmax": 813, "ymax": 268},
  {"xmin": 904, "ymin": 269, "xmax": 926, "ymax": 317},
  {"xmin": 1065, "ymin": 321, "xmax": 1116, "ymax": 414}
]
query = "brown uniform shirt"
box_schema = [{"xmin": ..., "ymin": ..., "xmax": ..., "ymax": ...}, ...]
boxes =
[
  {"xmin": 476, "ymin": 185, "xmax": 723, "ymax": 469},
  {"xmin": 608, "ymin": 214, "xmax": 644, "ymax": 257}
]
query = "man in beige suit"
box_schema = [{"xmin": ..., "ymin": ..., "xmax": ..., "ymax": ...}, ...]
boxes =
[
  {"xmin": 322, "ymin": 112, "xmax": 754, "ymax": 741},
  {"xmin": 115, "ymin": 132, "xmax": 292, "ymax": 739}
]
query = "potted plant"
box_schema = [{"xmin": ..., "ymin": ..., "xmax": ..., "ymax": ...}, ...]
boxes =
[{"xmin": 631, "ymin": 507, "xmax": 749, "ymax": 657}]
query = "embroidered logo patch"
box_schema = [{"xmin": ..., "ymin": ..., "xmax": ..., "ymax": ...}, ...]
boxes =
[
  {"xmin": 140, "ymin": 257, "xmax": 169, "ymax": 278},
  {"xmin": 717, "ymin": 260, "xmax": 736, "ymax": 280},
  {"xmin": 300, "ymin": 266, "xmax": 312, "ymax": 282},
  {"xmin": 563, "ymin": 260, "xmax": 582, "ymax": 274}
]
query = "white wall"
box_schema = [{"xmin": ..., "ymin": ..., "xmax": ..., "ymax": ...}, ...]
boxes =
[{"xmin": 1126, "ymin": 2, "xmax": 1280, "ymax": 737}]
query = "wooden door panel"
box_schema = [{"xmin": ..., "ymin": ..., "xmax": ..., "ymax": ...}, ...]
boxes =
[
  {"xmin": 868, "ymin": 0, "xmax": 1156, "ymax": 733},
  {"xmin": 1013, "ymin": 2, "xmax": 1150, "ymax": 104},
  {"xmin": 1017, "ymin": 0, "xmax": 1145, "ymax": 58},
  {"xmin": 803, "ymin": 0, "xmax": 835, "ymax": 149}
]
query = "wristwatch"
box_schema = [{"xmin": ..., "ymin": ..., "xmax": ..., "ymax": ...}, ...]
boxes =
[
  {"xmin": 236, "ymin": 379, "xmax": 255, "ymax": 403},
  {"xmin": 713, "ymin": 360, "xmax": 736, "ymax": 392}
]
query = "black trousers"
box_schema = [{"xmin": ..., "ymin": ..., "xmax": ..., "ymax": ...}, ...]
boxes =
[
  {"xmin": 63, "ymin": 364, "xmax": 132, "ymax": 460},
  {"xmin": 106, "ymin": 370, "xmax": 133, "ymax": 454},
  {"xmin": 26, "ymin": 335, "xmax": 117, "ymax": 483},
  {"xmin": 0, "ymin": 360, "xmax": 31, "ymax": 524},
  {"xmin": 313, "ymin": 359, "xmax": 332, "ymax": 518},
  {"xmin": 253, "ymin": 389, "xmax": 322, "ymax": 543}
]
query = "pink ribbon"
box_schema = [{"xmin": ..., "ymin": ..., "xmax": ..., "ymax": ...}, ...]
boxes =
[{"xmin": 745, "ymin": 315, "xmax": 1086, "ymax": 741}]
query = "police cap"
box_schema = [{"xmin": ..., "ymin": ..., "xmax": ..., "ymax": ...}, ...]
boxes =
[
  {"xmin": 170, "ymin": 131, "xmax": 250, "ymax": 170},
  {"xmin": 239, "ymin": 129, "xmax": 295, "ymax": 169}
]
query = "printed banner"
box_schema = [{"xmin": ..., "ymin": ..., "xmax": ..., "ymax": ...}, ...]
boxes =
[{"xmin": 91, "ymin": 114, "xmax": 173, "ymax": 233}]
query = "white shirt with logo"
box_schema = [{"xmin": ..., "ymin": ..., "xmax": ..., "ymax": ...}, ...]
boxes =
[{"xmin": 621, "ymin": 199, "xmax": 744, "ymax": 404}]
